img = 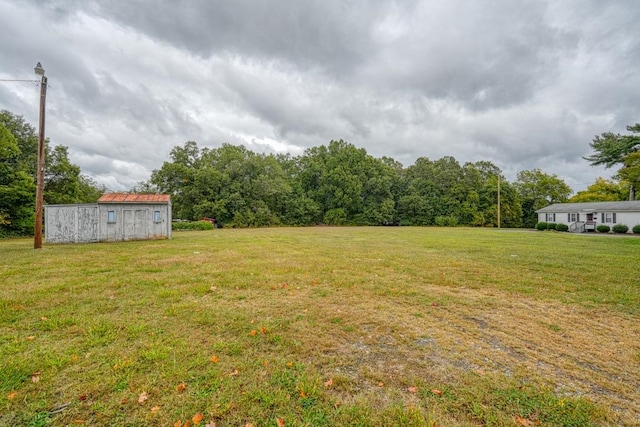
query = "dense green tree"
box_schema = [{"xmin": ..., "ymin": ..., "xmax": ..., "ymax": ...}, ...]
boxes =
[
  {"xmin": 0, "ymin": 123, "xmax": 35, "ymax": 235},
  {"xmin": 151, "ymin": 142, "xmax": 293, "ymax": 226},
  {"xmin": 569, "ymin": 177, "xmax": 629, "ymax": 202},
  {"xmin": 298, "ymin": 140, "xmax": 399, "ymax": 225},
  {"xmin": 585, "ymin": 124, "xmax": 640, "ymax": 200},
  {"xmin": 0, "ymin": 111, "xmax": 105, "ymax": 236},
  {"xmin": 514, "ymin": 169, "xmax": 572, "ymax": 228}
]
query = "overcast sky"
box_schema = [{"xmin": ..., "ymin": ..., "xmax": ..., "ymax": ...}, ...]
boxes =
[{"xmin": 1, "ymin": 1, "xmax": 638, "ymax": 192}]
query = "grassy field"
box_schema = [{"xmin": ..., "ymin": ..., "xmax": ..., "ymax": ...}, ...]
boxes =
[{"xmin": 1, "ymin": 227, "xmax": 639, "ymax": 426}]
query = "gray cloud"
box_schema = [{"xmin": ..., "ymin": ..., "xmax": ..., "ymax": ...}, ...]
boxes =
[{"xmin": 1, "ymin": 0, "xmax": 638, "ymax": 191}]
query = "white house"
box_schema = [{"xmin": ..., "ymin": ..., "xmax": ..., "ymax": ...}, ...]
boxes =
[
  {"xmin": 536, "ymin": 201, "xmax": 640, "ymax": 233},
  {"xmin": 45, "ymin": 193, "xmax": 172, "ymax": 243}
]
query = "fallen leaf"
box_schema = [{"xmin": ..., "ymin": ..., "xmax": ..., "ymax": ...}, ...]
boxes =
[
  {"xmin": 261, "ymin": 327, "xmax": 268, "ymax": 334},
  {"xmin": 323, "ymin": 378, "xmax": 333, "ymax": 388},
  {"xmin": 177, "ymin": 383, "xmax": 186, "ymax": 393},
  {"xmin": 121, "ymin": 398, "xmax": 128, "ymax": 405},
  {"xmin": 431, "ymin": 302, "xmax": 439, "ymax": 307},
  {"xmin": 210, "ymin": 355, "xmax": 219, "ymax": 363},
  {"xmin": 174, "ymin": 420, "xmax": 183, "ymax": 427},
  {"xmin": 276, "ymin": 418, "xmax": 285, "ymax": 427},
  {"xmin": 40, "ymin": 316, "xmax": 48, "ymax": 320},
  {"xmin": 7, "ymin": 391, "xmax": 17, "ymax": 399},
  {"xmin": 378, "ymin": 382, "xmax": 385, "ymax": 387},
  {"xmin": 138, "ymin": 392, "xmax": 149, "ymax": 404},
  {"xmin": 206, "ymin": 422, "xmax": 218, "ymax": 427},
  {"xmin": 78, "ymin": 394, "xmax": 87, "ymax": 401},
  {"xmin": 27, "ymin": 336, "xmax": 35, "ymax": 341},
  {"xmin": 244, "ymin": 424, "xmax": 253, "ymax": 427},
  {"xmin": 333, "ymin": 401, "xmax": 341, "ymax": 409},
  {"xmin": 280, "ymin": 283, "xmax": 288, "ymax": 288},
  {"xmin": 230, "ymin": 369, "xmax": 239, "ymax": 376},
  {"xmin": 192, "ymin": 413, "xmax": 205, "ymax": 424},
  {"xmin": 286, "ymin": 362, "xmax": 294, "ymax": 367},
  {"xmin": 516, "ymin": 415, "xmax": 536, "ymax": 426},
  {"xmin": 407, "ymin": 386, "xmax": 418, "ymax": 393},
  {"xmin": 249, "ymin": 330, "xmax": 257, "ymax": 336},
  {"xmin": 31, "ymin": 372, "xmax": 41, "ymax": 383},
  {"xmin": 431, "ymin": 389, "xmax": 442, "ymax": 396},
  {"xmin": 299, "ymin": 390, "xmax": 307, "ymax": 398},
  {"xmin": 151, "ymin": 405, "xmax": 160, "ymax": 413},
  {"xmin": 262, "ymin": 360, "xmax": 268, "ymax": 367}
]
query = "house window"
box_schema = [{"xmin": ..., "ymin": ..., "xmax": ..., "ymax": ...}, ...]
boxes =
[
  {"xmin": 602, "ymin": 212, "xmax": 616, "ymax": 223},
  {"xmin": 107, "ymin": 210, "xmax": 116, "ymax": 223},
  {"xmin": 153, "ymin": 210, "xmax": 161, "ymax": 223},
  {"xmin": 545, "ymin": 213, "xmax": 556, "ymax": 222},
  {"xmin": 568, "ymin": 213, "xmax": 579, "ymax": 222}
]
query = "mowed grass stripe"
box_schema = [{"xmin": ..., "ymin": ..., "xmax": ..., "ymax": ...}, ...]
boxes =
[{"xmin": 1, "ymin": 227, "xmax": 638, "ymax": 426}]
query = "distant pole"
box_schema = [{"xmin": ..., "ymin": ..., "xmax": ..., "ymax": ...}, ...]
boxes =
[
  {"xmin": 34, "ymin": 62, "xmax": 47, "ymax": 249},
  {"xmin": 497, "ymin": 173, "xmax": 501, "ymax": 229}
]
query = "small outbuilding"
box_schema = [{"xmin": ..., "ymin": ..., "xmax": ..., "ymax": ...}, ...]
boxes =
[
  {"xmin": 536, "ymin": 200, "xmax": 640, "ymax": 233},
  {"xmin": 45, "ymin": 193, "xmax": 172, "ymax": 244}
]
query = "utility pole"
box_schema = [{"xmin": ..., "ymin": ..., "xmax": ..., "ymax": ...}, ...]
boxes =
[
  {"xmin": 34, "ymin": 62, "xmax": 47, "ymax": 249},
  {"xmin": 497, "ymin": 173, "xmax": 501, "ymax": 229}
]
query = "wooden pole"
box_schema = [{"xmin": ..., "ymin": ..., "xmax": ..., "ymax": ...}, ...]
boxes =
[
  {"xmin": 34, "ymin": 73, "xmax": 47, "ymax": 249},
  {"xmin": 497, "ymin": 173, "xmax": 501, "ymax": 229}
]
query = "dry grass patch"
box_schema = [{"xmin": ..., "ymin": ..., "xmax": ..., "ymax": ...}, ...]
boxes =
[{"xmin": 1, "ymin": 227, "xmax": 638, "ymax": 426}]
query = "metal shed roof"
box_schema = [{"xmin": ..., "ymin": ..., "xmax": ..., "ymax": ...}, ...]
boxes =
[
  {"xmin": 97, "ymin": 193, "xmax": 171, "ymax": 203},
  {"xmin": 536, "ymin": 201, "xmax": 640, "ymax": 213}
]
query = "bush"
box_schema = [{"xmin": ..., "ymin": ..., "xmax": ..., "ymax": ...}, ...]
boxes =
[
  {"xmin": 555, "ymin": 223, "xmax": 569, "ymax": 232},
  {"xmin": 535, "ymin": 222, "xmax": 547, "ymax": 231},
  {"xmin": 172, "ymin": 221, "xmax": 214, "ymax": 231},
  {"xmin": 323, "ymin": 208, "xmax": 347, "ymax": 226},
  {"xmin": 633, "ymin": 225, "xmax": 640, "ymax": 234},
  {"xmin": 596, "ymin": 225, "xmax": 610, "ymax": 233},
  {"xmin": 435, "ymin": 215, "xmax": 458, "ymax": 227},
  {"xmin": 612, "ymin": 224, "xmax": 629, "ymax": 234},
  {"xmin": 546, "ymin": 223, "xmax": 557, "ymax": 230}
]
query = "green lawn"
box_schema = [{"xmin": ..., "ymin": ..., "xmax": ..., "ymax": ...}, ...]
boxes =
[{"xmin": 1, "ymin": 227, "xmax": 638, "ymax": 426}]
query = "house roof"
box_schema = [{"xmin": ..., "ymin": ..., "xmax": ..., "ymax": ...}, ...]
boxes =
[
  {"xmin": 98, "ymin": 193, "xmax": 171, "ymax": 204},
  {"xmin": 536, "ymin": 201, "xmax": 640, "ymax": 213}
]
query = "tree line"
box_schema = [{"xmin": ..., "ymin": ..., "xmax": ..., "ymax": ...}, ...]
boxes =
[
  {"xmin": 141, "ymin": 139, "xmax": 575, "ymax": 228},
  {"xmin": 2, "ymin": 107, "xmax": 638, "ymax": 235}
]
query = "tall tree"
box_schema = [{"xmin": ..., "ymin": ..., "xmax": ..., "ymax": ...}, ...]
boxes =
[
  {"xmin": 0, "ymin": 123, "xmax": 36, "ymax": 235},
  {"xmin": 569, "ymin": 177, "xmax": 629, "ymax": 202},
  {"xmin": 514, "ymin": 169, "xmax": 572, "ymax": 228},
  {"xmin": 584, "ymin": 124, "xmax": 640, "ymax": 200}
]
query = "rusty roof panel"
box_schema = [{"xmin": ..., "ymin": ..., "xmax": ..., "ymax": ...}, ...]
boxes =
[{"xmin": 97, "ymin": 193, "xmax": 171, "ymax": 203}]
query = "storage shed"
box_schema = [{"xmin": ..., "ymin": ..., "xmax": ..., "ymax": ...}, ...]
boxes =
[{"xmin": 45, "ymin": 193, "xmax": 172, "ymax": 244}]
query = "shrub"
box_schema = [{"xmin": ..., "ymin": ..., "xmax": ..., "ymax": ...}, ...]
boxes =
[
  {"xmin": 555, "ymin": 223, "xmax": 569, "ymax": 232},
  {"xmin": 535, "ymin": 222, "xmax": 547, "ymax": 231},
  {"xmin": 172, "ymin": 221, "xmax": 214, "ymax": 231},
  {"xmin": 632, "ymin": 225, "xmax": 640, "ymax": 234},
  {"xmin": 612, "ymin": 224, "xmax": 629, "ymax": 234},
  {"xmin": 323, "ymin": 208, "xmax": 347, "ymax": 226},
  {"xmin": 435, "ymin": 216, "xmax": 459, "ymax": 227},
  {"xmin": 596, "ymin": 225, "xmax": 610, "ymax": 233},
  {"xmin": 546, "ymin": 223, "xmax": 557, "ymax": 230}
]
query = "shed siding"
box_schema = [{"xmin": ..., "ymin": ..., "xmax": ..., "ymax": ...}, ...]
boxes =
[
  {"xmin": 99, "ymin": 203, "xmax": 171, "ymax": 242},
  {"xmin": 45, "ymin": 198, "xmax": 171, "ymax": 244},
  {"xmin": 45, "ymin": 204, "xmax": 99, "ymax": 243}
]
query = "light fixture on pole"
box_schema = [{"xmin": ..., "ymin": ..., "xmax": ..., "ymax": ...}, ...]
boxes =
[{"xmin": 34, "ymin": 62, "xmax": 47, "ymax": 249}]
